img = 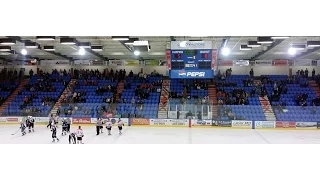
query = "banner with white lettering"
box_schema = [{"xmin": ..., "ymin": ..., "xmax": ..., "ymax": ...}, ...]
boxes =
[
  {"xmin": 171, "ymin": 41, "xmax": 213, "ymax": 50},
  {"xmin": 169, "ymin": 70, "xmax": 214, "ymax": 79},
  {"xmin": 233, "ymin": 60, "xmax": 249, "ymax": 66}
]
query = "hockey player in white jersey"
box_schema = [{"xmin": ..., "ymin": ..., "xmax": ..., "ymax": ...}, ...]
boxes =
[
  {"xmin": 117, "ymin": 118, "xmax": 124, "ymax": 135},
  {"xmin": 75, "ymin": 126, "xmax": 84, "ymax": 144},
  {"xmin": 105, "ymin": 119, "xmax": 112, "ymax": 135}
]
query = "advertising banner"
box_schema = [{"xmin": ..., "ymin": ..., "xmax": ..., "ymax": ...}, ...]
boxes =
[
  {"xmin": 231, "ymin": 120, "xmax": 252, "ymax": 128},
  {"xmin": 275, "ymin": 121, "xmax": 296, "ymax": 128},
  {"xmin": 192, "ymin": 119, "xmax": 213, "ymax": 126},
  {"xmin": 6, "ymin": 117, "xmax": 19, "ymax": 122},
  {"xmin": 72, "ymin": 118, "xmax": 91, "ymax": 124},
  {"xmin": 131, "ymin": 118, "xmax": 150, "ymax": 125},
  {"xmin": 213, "ymin": 120, "xmax": 232, "ymax": 127},
  {"xmin": 211, "ymin": 49, "xmax": 217, "ymax": 70},
  {"xmin": 218, "ymin": 60, "xmax": 233, "ymax": 66},
  {"xmin": 233, "ymin": 60, "xmax": 249, "ymax": 66},
  {"xmin": 255, "ymin": 121, "xmax": 275, "ymax": 129},
  {"xmin": 22, "ymin": 117, "xmax": 49, "ymax": 123},
  {"xmin": 145, "ymin": 60, "xmax": 160, "ymax": 66},
  {"xmin": 296, "ymin": 122, "xmax": 317, "ymax": 129},
  {"xmin": 166, "ymin": 50, "xmax": 171, "ymax": 69},
  {"xmin": 272, "ymin": 59, "xmax": 288, "ymax": 66},
  {"xmin": 91, "ymin": 118, "xmax": 129, "ymax": 126},
  {"xmin": 0, "ymin": 117, "xmax": 22, "ymax": 122},
  {"xmin": 40, "ymin": 60, "xmax": 69, "ymax": 65},
  {"xmin": 255, "ymin": 60, "xmax": 272, "ymax": 66},
  {"xmin": 124, "ymin": 60, "xmax": 140, "ymax": 66},
  {"xmin": 170, "ymin": 69, "xmax": 214, "ymax": 79},
  {"xmin": 167, "ymin": 119, "xmax": 189, "ymax": 126},
  {"xmin": 109, "ymin": 60, "xmax": 124, "ymax": 66},
  {"xmin": 149, "ymin": 119, "xmax": 169, "ymax": 126}
]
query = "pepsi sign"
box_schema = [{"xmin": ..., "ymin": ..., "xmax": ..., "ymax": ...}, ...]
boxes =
[{"xmin": 170, "ymin": 70, "xmax": 213, "ymax": 79}]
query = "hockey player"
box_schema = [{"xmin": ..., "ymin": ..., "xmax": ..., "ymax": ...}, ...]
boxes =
[
  {"xmin": 75, "ymin": 126, "xmax": 84, "ymax": 144},
  {"xmin": 61, "ymin": 119, "xmax": 68, "ymax": 136},
  {"xmin": 20, "ymin": 121, "xmax": 26, "ymax": 136},
  {"xmin": 118, "ymin": 118, "xmax": 124, "ymax": 135},
  {"xmin": 69, "ymin": 132, "xmax": 76, "ymax": 144},
  {"xmin": 54, "ymin": 115, "xmax": 59, "ymax": 128},
  {"xmin": 96, "ymin": 118, "xmax": 103, "ymax": 135},
  {"xmin": 47, "ymin": 114, "xmax": 54, "ymax": 129},
  {"xmin": 106, "ymin": 119, "xmax": 112, "ymax": 135},
  {"xmin": 66, "ymin": 118, "xmax": 71, "ymax": 132},
  {"xmin": 51, "ymin": 125, "xmax": 60, "ymax": 143},
  {"xmin": 26, "ymin": 116, "xmax": 35, "ymax": 133}
]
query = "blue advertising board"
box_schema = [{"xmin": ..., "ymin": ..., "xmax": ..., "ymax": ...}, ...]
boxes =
[{"xmin": 170, "ymin": 69, "xmax": 214, "ymax": 79}]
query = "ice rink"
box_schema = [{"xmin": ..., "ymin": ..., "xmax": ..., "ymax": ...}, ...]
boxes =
[{"xmin": 1, "ymin": 124, "xmax": 320, "ymax": 144}]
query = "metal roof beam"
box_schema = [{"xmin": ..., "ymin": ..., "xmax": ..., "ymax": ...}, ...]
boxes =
[
  {"xmin": 119, "ymin": 41, "xmax": 143, "ymax": 61},
  {"xmin": 250, "ymin": 39, "xmax": 285, "ymax": 60},
  {"xmin": 67, "ymin": 37, "xmax": 107, "ymax": 60},
  {"xmin": 294, "ymin": 47, "xmax": 320, "ymax": 60},
  {"xmin": 9, "ymin": 36, "xmax": 73, "ymax": 60}
]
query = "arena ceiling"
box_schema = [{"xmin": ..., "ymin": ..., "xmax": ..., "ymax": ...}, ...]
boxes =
[{"xmin": 0, "ymin": 36, "xmax": 320, "ymax": 61}]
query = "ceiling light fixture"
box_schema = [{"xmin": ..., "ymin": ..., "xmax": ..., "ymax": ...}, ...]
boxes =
[
  {"xmin": 134, "ymin": 50, "xmax": 140, "ymax": 56},
  {"xmin": 112, "ymin": 36, "xmax": 130, "ymax": 41},
  {"xmin": 307, "ymin": 41, "xmax": 320, "ymax": 47},
  {"xmin": 60, "ymin": 38, "xmax": 77, "ymax": 45},
  {"xmin": 0, "ymin": 38, "xmax": 16, "ymax": 45},
  {"xmin": 257, "ymin": 37, "xmax": 273, "ymax": 44},
  {"xmin": 221, "ymin": 47, "xmax": 230, "ymax": 56},
  {"xmin": 0, "ymin": 46, "xmax": 11, "ymax": 52},
  {"xmin": 25, "ymin": 42, "xmax": 39, "ymax": 49},
  {"xmin": 240, "ymin": 45, "xmax": 252, "ymax": 50},
  {"xmin": 78, "ymin": 42, "xmax": 91, "ymax": 48},
  {"xmin": 21, "ymin": 49, "xmax": 28, "ymax": 55},
  {"xmin": 271, "ymin": 36, "xmax": 290, "ymax": 39},
  {"xmin": 291, "ymin": 44, "xmax": 305, "ymax": 50},
  {"xmin": 247, "ymin": 41, "xmax": 261, "ymax": 47},
  {"xmin": 91, "ymin": 46, "xmax": 103, "ymax": 51},
  {"xmin": 288, "ymin": 47, "xmax": 296, "ymax": 55},
  {"xmin": 124, "ymin": 38, "xmax": 139, "ymax": 45},
  {"xmin": 43, "ymin": 46, "xmax": 55, "ymax": 51},
  {"xmin": 36, "ymin": 36, "xmax": 55, "ymax": 41},
  {"xmin": 79, "ymin": 47, "xmax": 85, "ymax": 55}
]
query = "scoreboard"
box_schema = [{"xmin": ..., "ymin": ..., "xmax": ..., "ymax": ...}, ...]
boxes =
[{"xmin": 168, "ymin": 41, "xmax": 217, "ymax": 79}]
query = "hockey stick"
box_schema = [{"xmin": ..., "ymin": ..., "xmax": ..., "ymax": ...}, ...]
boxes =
[{"xmin": 11, "ymin": 128, "xmax": 21, "ymax": 135}]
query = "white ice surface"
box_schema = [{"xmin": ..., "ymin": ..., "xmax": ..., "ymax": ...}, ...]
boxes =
[{"xmin": 1, "ymin": 125, "xmax": 320, "ymax": 144}]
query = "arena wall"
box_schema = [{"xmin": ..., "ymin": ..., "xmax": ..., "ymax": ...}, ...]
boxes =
[{"xmin": 0, "ymin": 117, "xmax": 319, "ymax": 130}]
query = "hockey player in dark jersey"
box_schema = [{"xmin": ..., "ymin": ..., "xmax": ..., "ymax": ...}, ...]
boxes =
[
  {"xmin": 51, "ymin": 125, "xmax": 59, "ymax": 142},
  {"xmin": 69, "ymin": 132, "xmax": 76, "ymax": 144},
  {"xmin": 61, "ymin": 119, "xmax": 68, "ymax": 136},
  {"xmin": 47, "ymin": 114, "xmax": 54, "ymax": 129},
  {"xmin": 26, "ymin": 116, "xmax": 35, "ymax": 133},
  {"xmin": 20, "ymin": 121, "xmax": 26, "ymax": 136}
]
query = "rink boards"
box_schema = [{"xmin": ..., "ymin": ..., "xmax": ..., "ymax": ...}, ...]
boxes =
[{"xmin": 0, "ymin": 116, "xmax": 320, "ymax": 130}]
